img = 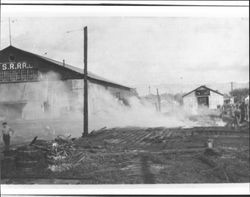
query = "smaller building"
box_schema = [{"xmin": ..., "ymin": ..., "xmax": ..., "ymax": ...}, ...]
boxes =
[
  {"xmin": 245, "ymin": 95, "xmax": 249, "ymax": 104},
  {"xmin": 182, "ymin": 85, "xmax": 224, "ymax": 110},
  {"xmin": 245, "ymin": 95, "xmax": 249, "ymax": 122},
  {"xmin": 224, "ymin": 95, "xmax": 234, "ymax": 105}
]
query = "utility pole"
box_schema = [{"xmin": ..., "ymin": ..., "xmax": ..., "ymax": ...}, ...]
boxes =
[
  {"xmin": 0, "ymin": 19, "xmax": 1, "ymax": 50},
  {"xmin": 156, "ymin": 88, "xmax": 161, "ymax": 112},
  {"xmin": 8, "ymin": 18, "xmax": 12, "ymax": 45},
  {"xmin": 82, "ymin": 26, "xmax": 88, "ymax": 137},
  {"xmin": 65, "ymin": 26, "xmax": 89, "ymax": 137},
  {"xmin": 231, "ymin": 81, "xmax": 234, "ymax": 92}
]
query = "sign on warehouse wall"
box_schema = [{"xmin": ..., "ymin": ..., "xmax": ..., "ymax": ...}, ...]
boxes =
[
  {"xmin": 0, "ymin": 61, "xmax": 34, "ymax": 71},
  {"xmin": 195, "ymin": 87, "xmax": 210, "ymax": 96},
  {"xmin": 0, "ymin": 61, "xmax": 38, "ymax": 83}
]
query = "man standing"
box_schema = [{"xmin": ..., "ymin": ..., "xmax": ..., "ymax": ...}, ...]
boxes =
[
  {"xmin": 246, "ymin": 100, "xmax": 249, "ymax": 122},
  {"xmin": 1, "ymin": 122, "xmax": 15, "ymax": 151},
  {"xmin": 234, "ymin": 104, "xmax": 241, "ymax": 129},
  {"xmin": 239, "ymin": 100, "xmax": 246, "ymax": 123}
]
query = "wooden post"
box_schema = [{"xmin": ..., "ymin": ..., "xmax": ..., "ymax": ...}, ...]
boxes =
[
  {"xmin": 155, "ymin": 102, "xmax": 158, "ymax": 112},
  {"xmin": 82, "ymin": 26, "xmax": 88, "ymax": 137},
  {"xmin": 156, "ymin": 88, "xmax": 161, "ymax": 112}
]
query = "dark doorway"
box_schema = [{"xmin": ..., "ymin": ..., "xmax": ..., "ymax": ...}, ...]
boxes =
[
  {"xmin": 197, "ymin": 96, "xmax": 209, "ymax": 107},
  {"xmin": 0, "ymin": 102, "xmax": 26, "ymax": 120}
]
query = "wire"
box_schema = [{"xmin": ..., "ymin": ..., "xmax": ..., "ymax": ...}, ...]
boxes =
[{"xmin": 65, "ymin": 29, "xmax": 82, "ymax": 34}]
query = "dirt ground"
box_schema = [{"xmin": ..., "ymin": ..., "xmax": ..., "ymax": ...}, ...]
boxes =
[{"xmin": 1, "ymin": 124, "xmax": 249, "ymax": 184}]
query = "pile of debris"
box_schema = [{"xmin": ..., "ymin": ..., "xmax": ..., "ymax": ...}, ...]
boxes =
[
  {"xmin": 30, "ymin": 135, "xmax": 87, "ymax": 173},
  {"xmin": 1, "ymin": 135, "xmax": 90, "ymax": 177},
  {"xmin": 142, "ymin": 135, "xmax": 167, "ymax": 144}
]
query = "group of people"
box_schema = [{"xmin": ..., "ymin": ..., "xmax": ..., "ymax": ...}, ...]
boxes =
[{"xmin": 221, "ymin": 99, "xmax": 249, "ymax": 129}]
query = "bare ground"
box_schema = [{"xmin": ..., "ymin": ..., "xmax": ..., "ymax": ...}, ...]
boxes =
[{"xmin": 1, "ymin": 125, "xmax": 249, "ymax": 184}]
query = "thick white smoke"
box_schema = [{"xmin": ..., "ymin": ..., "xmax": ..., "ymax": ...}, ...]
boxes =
[
  {"xmin": 89, "ymin": 86, "xmax": 192, "ymax": 130},
  {"xmin": 0, "ymin": 72, "xmax": 74, "ymax": 120},
  {"xmin": 88, "ymin": 85, "xmax": 225, "ymax": 130},
  {"xmin": 0, "ymin": 72, "xmax": 225, "ymax": 142}
]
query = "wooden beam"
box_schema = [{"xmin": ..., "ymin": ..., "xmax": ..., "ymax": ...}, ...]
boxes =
[
  {"xmin": 156, "ymin": 88, "xmax": 161, "ymax": 112},
  {"xmin": 82, "ymin": 26, "xmax": 88, "ymax": 137}
]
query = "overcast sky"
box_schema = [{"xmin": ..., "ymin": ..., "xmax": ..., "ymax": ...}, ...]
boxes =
[{"xmin": 1, "ymin": 17, "xmax": 249, "ymax": 87}]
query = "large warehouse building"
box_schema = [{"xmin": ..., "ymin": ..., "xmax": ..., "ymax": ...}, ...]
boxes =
[
  {"xmin": 182, "ymin": 85, "xmax": 224, "ymax": 110},
  {"xmin": 0, "ymin": 45, "xmax": 137, "ymax": 120}
]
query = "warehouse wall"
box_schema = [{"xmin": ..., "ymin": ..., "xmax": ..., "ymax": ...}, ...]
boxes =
[
  {"xmin": 183, "ymin": 92, "xmax": 198, "ymax": 110},
  {"xmin": 0, "ymin": 80, "xmax": 72, "ymax": 120},
  {"xmin": 106, "ymin": 86, "xmax": 136, "ymax": 101},
  {"xmin": 0, "ymin": 82, "xmax": 46, "ymax": 120},
  {"xmin": 0, "ymin": 78, "xmax": 136, "ymax": 121},
  {"xmin": 183, "ymin": 91, "xmax": 224, "ymax": 111},
  {"xmin": 209, "ymin": 91, "xmax": 224, "ymax": 109},
  {"xmin": 69, "ymin": 79, "xmax": 136, "ymax": 105}
]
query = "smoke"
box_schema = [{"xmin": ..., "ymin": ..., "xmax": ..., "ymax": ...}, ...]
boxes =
[
  {"xmin": 89, "ymin": 86, "xmax": 192, "ymax": 129},
  {"xmin": 0, "ymin": 72, "xmax": 226, "ymax": 142},
  {"xmin": 88, "ymin": 85, "xmax": 225, "ymax": 130},
  {"xmin": 0, "ymin": 72, "xmax": 74, "ymax": 120}
]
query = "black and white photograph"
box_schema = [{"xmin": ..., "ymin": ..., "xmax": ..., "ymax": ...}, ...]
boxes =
[{"xmin": 0, "ymin": 0, "xmax": 249, "ymax": 195}]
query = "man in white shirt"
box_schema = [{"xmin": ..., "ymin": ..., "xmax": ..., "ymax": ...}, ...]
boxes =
[{"xmin": 1, "ymin": 122, "xmax": 15, "ymax": 151}]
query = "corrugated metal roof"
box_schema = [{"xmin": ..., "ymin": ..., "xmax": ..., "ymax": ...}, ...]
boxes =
[
  {"xmin": 1, "ymin": 45, "xmax": 132, "ymax": 90},
  {"xmin": 36, "ymin": 54, "xmax": 123, "ymax": 84},
  {"xmin": 182, "ymin": 85, "xmax": 224, "ymax": 97}
]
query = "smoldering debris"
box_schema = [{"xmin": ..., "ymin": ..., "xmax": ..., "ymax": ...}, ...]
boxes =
[
  {"xmin": 14, "ymin": 135, "xmax": 81, "ymax": 173},
  {"xmin": 1, "ymin": 126, "xmax": 249, "ymax": 183}
]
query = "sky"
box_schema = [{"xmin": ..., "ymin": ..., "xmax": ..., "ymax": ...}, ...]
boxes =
[{"xmin": 1, "ymin": 16, "xmax": 249, "ymax": 89}]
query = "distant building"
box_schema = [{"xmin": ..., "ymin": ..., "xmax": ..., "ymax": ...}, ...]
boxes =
[
  {"xmin": 245, "ymin": 95, "xmax": 249, "ymax": 122},
  {"xmin": 245, "ymin": 95, "xmax": 249, "ymax": 103},
  {"xmin": 182, "ymin": 85, "xmax": 224, "ymax": 110},
  {"xmin": 224, "ymin": 95, "xmax": 234, "ymax": 105},
  {"xmin": 0, "ymin": 45, "xmax": 137, "ymax": 120}
]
